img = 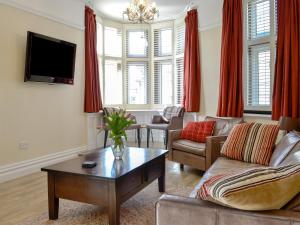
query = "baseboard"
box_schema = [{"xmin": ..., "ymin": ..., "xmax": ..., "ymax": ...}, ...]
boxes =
[{"xmin": 0, "ymin": 146, "xmax": 87, "ymax": 183}]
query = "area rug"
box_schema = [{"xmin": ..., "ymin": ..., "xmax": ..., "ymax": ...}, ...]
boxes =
[{"xmin": 20, "ymin": 181, "xmax": 194, "ymax": 225}]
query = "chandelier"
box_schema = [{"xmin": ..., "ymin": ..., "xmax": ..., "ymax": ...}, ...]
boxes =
[{"xmin": 123, "ymin": 0, "xmax": 159, "ymax": 23}]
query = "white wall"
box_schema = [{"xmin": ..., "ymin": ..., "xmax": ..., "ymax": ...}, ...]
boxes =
[{"xmin": 0, "ymin": 3, "xmax": 86, "ymax": 167}]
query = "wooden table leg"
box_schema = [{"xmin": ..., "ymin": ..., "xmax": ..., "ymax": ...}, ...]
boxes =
[
  {"xmin": 158, "ymin": 174, "xmax": 165, "ymax": 193},
  {"xmin": 158, "ymin": 158, "xmax": 166, "ymax": 192},
  {"xmin": 108, "ymin": 182, "xmax": 120, "ymax": 225},
  {"xmin": 48, "ymin": 173, "xmax": 59, "ymax": 220}
]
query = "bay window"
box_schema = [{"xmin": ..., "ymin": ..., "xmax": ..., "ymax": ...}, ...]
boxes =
[{"xmin": 97, "ymin": 18, "xmax": 185, "ymax": 109}]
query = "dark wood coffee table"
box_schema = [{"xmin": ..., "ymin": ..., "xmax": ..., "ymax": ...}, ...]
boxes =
[{"xmin": 41, "ymin": 147, "xmax": 168, "ymax": 225}]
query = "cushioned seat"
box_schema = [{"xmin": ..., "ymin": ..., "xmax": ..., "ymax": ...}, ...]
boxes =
[
  {"xmin": 146, "ymin": 123, "xmax": 169, "ymax": 130},
  {"xmin": 189, "ymin": 157, "xmax": 262, "ymax": 198},
  {"xmin": 172, "ymin": 140, "xmax": 206, "ymax": 156},
  {"xmin": 126, "ymin": 124, "xmax": 142, "ymax": 130}
]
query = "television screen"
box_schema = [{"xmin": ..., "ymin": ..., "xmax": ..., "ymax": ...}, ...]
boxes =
[{"xmin": 24, "ymin": 31, "xmax": 76, "ymax": 85}]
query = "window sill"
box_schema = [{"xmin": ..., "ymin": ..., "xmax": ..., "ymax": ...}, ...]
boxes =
[{"xmin": 244, "ymin": 113, "xmax": 271, "ymax": 118}]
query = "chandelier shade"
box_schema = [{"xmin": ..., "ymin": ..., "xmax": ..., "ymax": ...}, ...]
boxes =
[{"xmin": 123, "ymin": 0, "xmax": 159, "ymax": 23}]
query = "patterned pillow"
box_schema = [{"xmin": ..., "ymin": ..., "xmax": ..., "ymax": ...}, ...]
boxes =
[
  {"xmin": 180, "ymin": 121, "xmax": 216, "ymax": 143},
  {"xmin": 197, "ymin": 164, "xmax": 300, "ymax": 211},
  {"xmin": 221, "ymin": 123, "xmax": 279, "ymax": 165}
]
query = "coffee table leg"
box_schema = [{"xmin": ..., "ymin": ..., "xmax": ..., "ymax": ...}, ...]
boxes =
[
  {"xmin": 48, "ymin": 173, "xmax": 59, "ymax": 220},
  {"xmin": 158, "ymin": 174, "xmax": 165, "ymax": 192},
  {"xmin": 108, "ymin": 182, "xmax": 120, "ymax": 225},
  {"xmin": 158, "ymin": 158, "xmax": 166, "ymax": 192}
]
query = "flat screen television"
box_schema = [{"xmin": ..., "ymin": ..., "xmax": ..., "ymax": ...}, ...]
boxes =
[{"xmin": 24, "ymin": 31, "xmax": 76, "ymax": 85}]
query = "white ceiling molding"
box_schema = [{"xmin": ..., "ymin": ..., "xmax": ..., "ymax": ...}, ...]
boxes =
[{"xmin": 0, "ymin": 0, "xmax": 85, "ymax": 30}]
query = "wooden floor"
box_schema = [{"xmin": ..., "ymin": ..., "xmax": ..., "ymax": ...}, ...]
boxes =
[{"xmin": 0, "ymin": 142, "xmax": 202, "ymax": 225}]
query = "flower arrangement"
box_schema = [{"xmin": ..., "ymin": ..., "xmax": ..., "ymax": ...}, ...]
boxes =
[{"xmin": 104, "ymin": 109, "xmax": 134, "ymax": 159}]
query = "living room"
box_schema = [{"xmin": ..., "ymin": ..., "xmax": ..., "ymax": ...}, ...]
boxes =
[{"xmin": 0, "ymin": 0, "xmax": 300, "ymax": 224}]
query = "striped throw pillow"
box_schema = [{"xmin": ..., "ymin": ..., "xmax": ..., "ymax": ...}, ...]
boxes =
[
  {"xmin": 221, "ymin": 123, "xmax": 279, "ymax": 165},
  {"xmin": 180, "ymin": 121, "xmax": 216, "ymax": 143},
  {"xmin": 197, "ymin": 164, "xmax": 300, "ymax": 210}
]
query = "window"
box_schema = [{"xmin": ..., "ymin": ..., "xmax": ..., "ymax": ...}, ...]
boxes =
[
  {"xmin": 126, "ymin": 62, "xmax": 149, "ymax": 104},
  {"xmin": 97, "ymin": 20, "xmax": 185, "ymax": 108},
  {"xmin": 245, "ymin": 0, "xmax": 277, "ymax": 111},
  {"xmin": 175, "ymin": 25, "xmax": 185, "ymax": 105},
  {"xmin": 154, "ymin": 60, "xmax": 173, "ymax": 104},
  {"xmin": 97, "ymin": 25, "xmax": 123, "ymax": 105},
  {"xmin": 154, "ymin": 28, "xmax": 173, "ymax": 56},
  {"xmin": 153, "ymin": 27, "xmax": 173, "ymax": 105},
  {"xmin": 104, "ymin": 60, "xmax": 123, "ymax": 104},
  {"xmin": 125, "ymin": 29, "xmax": 150, "ymax": 106},
  {"xmin": 104, "ymin": 26, "xmax": 122, "ymax": 57},
  {"xmin": 126, "ymin": 30, "xmax": 148, "ymax": 57}
]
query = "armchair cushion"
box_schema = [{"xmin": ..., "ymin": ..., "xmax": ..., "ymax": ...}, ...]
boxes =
[
  {"xmin": 172, "ymin": 140, "xmax": 206, "ymax": 156},
  {"xmin": 197, "ymin": 164, "xmax": 300, "ymax": 211},
  {"xmin": 180, "ymin": 121, "xmax": 216, "ymax": 143},
  {"xmin": 221, "ymin": 123, "xmax": 279, "ymax": 165}
]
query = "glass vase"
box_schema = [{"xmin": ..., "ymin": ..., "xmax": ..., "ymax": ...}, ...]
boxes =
[{"xmin": 111, "ymin": 136, "xmax": 126, "ymax": 160}]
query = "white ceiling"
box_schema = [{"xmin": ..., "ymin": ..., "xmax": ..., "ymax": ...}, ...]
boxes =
[{"xmin": 94, "ymin": 0, "xmax": 223, "ymax": 30}]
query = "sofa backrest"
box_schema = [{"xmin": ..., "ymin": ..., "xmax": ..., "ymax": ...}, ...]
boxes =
[
  {"xmin": 269, "ymin": 131, "xmax": 300, "ymax": 167},
  {"xmin": 205, "ymin": 116, "xmax": 244, "ymax": 136},
  {"xmin": 279, "ymin": 142, "xmax": 300, "ymax": 166}
]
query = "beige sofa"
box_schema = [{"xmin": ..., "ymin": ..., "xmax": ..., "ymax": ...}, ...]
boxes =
[{"xmin": 156, "ymin": 132, "xmax": 300, "ymax": 225}]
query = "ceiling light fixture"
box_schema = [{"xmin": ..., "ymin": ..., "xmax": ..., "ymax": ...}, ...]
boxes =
[{"xmin": 123, "ymin": 0, "xmax": 159, "ymax": 23}]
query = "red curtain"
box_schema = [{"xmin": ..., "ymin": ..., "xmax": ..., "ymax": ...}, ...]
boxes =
[
  {"xmin": 217, "ymin": 0, "xmax": 244, "ymax": 117},
  {"xmin": 84, "ymin": 6, "xmax": 103, "ymax": 113},
  {"xmin": 272, "ymin": 0, "xmax": 300, "ymax": 120},
  {"xmin": 183, "ymin": 9, "xmax": 201, "ymax": 112}
]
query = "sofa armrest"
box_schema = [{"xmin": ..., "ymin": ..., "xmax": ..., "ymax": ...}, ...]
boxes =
[
  {"xmin": 156, "ymin": 195, "xmax": 300, "ymax": 225},
  {"xmin": 167, "ymin": 129, "xmax": 182, "ymax": 157},
  {"xmin": 205, "ymin": 135, "xmax": 227, "ymax": 170}
]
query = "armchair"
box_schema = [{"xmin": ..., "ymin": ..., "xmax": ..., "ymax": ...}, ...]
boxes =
[
  {"xmin": 146, "ymin": 106, "xmax": 185, "ymax": 149},
  {"xmin": 168, "ymin": 116, "xmax": 243, "ymax": 171}
]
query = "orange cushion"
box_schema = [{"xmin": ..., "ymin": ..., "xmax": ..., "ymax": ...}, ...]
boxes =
[
  {"xmin": 221, "ymin": 123, "xmax": 279, "ymax": 165},
  {"xmin": 180, "ymin": 121, "xmax": 216, "ymax": 143}
]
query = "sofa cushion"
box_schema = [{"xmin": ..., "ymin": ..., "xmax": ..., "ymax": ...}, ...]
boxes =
[
  {"xmin": 221, "ymin": 123, "xmax": 279, "ymax": 165},
  {"xmin": 172, "ymin": 139, "xmax": 206, "ymax": 156},
  {"xmin": 190, "ymin": 157, "xmax": 261, "ymax": 198},
  {"xmin": 270, "ymin": 131, "xmax": 300, "ymax": 167},
  {"xmin": 180, "ymin": 121, "xmax": 216, "ymax": 143},
  {"xmin": 197, "ymin": 164, "xmax": 300, "ymax": 211},
  {"xmin": 205, "ymin": 116, "xmax": 243, "ymax": 136}
]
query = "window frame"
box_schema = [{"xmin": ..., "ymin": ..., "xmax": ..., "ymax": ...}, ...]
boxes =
[{"xmin": 243, "ymin": 0, "xmax": 277, "ymax": 113}]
